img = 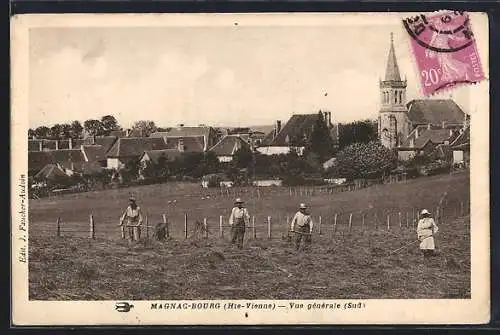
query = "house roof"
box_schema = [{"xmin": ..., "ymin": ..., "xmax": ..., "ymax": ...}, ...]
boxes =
[
  {"xmin": 29, "ymin": 151, "xmax": 54, "ymax": 172},
  {"xmin": 164, "ymin": 126, "xmax": 212, "ymax": 138},
  {"xmin": 209, "ymin": 135, "xmax": 251, "ymax": 156},
  {"xmin": 261, "ymin": 114, "xmax": 320, "ymax": 146},
  {"xmin": 29, "ymin": 149, "xmax": 86, "ymax": 169},
  {"xmin": 406, "ymin": 99, "xmax": 466, "ymax": 125},
  {"xmin": 400, "ymin": 128, "xmax": 453, "ymax": 149},
  {"xmin": 450, "ymin": 125, "xmax": 470, "ymax": 149},
  {"xmin": 106, "ymin": 137, "xmax": 168, "ymax": 158},
  {"xmin": 83, "ymin": 136, "xmax": 118, "ymax": 153},
  {"xmin": 165, "ymin": 136, "xmax": 205, "ymax": 152},
  {"xmin": 141, "ymin": 149, "xmax": 183, "ymax": 164},
  {"xmin": 384, "ymin": 34, "xmax": 402, "ymax": 82},
  {"xmin": 34, "ymin": 164, "xmax": 68, "ymax": 181},
  {"xmin": 82, "ymin": 145, "xmax": 107, "ymax": 162}
]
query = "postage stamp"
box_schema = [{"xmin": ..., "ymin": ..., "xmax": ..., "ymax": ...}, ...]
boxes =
[
  {"xmin": 402, "ymin": 11, "xmax": 485, "ymax": 96},
  {"xmin": 10, "ymin": 12, "xmax": 490, "ymax": 326}
]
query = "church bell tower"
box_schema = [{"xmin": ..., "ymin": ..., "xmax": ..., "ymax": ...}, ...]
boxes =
[{"xmin": 378, "ymin": 33, "xmax": 408, "ymax": 149}]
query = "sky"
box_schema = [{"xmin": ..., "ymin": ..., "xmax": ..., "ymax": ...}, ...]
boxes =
[{"xmin": 28, "ymin": 17, "xmax": 477, "ymax": 129}]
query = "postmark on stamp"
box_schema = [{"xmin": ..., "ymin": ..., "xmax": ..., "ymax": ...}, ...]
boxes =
[{"xmin": 402, "ymin": 11, "xmax": 485, "ymax": 96}]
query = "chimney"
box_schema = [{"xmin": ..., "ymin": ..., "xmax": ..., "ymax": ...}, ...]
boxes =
[
  {"xmin": 427, "ymin": 123, "xmax": 431, "ymax": 130},
  {"xmin": 275, "ymin": 120, "xmax": 282, "ymax": 138},
  {"xmin": 449, "ymin": 129, "xmax": 453, "ymax": 137},
  {"xmin": 39, "ymin": 141, "xmax": 43, "ymax": 151},
  {"xmin": 69, "ymin": 138, "xmax": 73, "ymax": 150},
  {"xmin": 441, "ymin": 121, "xmax": 446, "ymax": 128},
  {"xmin": 125, "ymin": 129, "xmax": 130, "ymax": 137},
  {"xmin": 55, "ymin": 140, "xmax": 59, "ymax": 150},
  {"xmin": 178, "ymin": 138, "xmax": 185, "ymax": 152}
]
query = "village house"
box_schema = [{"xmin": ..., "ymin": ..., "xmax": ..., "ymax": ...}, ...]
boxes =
[
  {"xmin": 150, "ymin": 124, "xmax": 219, "ymax": 153},
  {"xmin": 449, "ymin": 125, "xmax": 470, "ymax": 166},
  {"xmin": 397, "ymin": 126, "xmax": 459, "ymax": 161},
  {"xmin": 256, "ymin": 111, "xmax": 339, "ymax": 156},
  {"xmin": 209, "ymin": 135, "xmax": 252, "ymax": 163},
  {"xmin": 106, "ymin": 137, "xmax": 168, "ymax": 170}
]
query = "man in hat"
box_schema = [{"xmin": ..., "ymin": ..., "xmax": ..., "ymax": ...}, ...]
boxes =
[
  {"xmin": 119, "ymin": 196, "xmax": 143, "ymax": 240},
  {"xmin": 229, "ymin": 198, "xmax": 250, "ymax": 249},
  {"xmin": 290, "ymin": 203, "xmax": 314, "ymax": 251},
  {"xmin": 416, "ymin": 209, "xmax": 439, "ymax": 259}
]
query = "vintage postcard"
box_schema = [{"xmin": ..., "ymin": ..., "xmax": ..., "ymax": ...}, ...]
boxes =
[{"xmin": 11, "ymin": 12, "xmax": 490, "ymax": 326}]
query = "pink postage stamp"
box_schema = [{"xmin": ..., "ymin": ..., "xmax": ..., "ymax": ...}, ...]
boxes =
[{"xmin": 402, "ymin": 11, "xmax": 485, "ymax": 96}]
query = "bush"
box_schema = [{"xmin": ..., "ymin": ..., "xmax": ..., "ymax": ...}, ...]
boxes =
[{"xmin": 333, "ymin": 141, "xmax": 397, "ymax": 180}]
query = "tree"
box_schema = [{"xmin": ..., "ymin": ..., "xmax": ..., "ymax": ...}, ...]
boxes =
[
  {"xmin": 233, "ymin": 146, "xmax": 253, "ymax": 169},
  {"xmin": 34, "ymin": 126, "xmax": 51, "ymax": 139},
  {"xmin": 338, "ymin": 119, "xmax": 378, "ymax": 149},
  {"xmin": 101, "ymin": 115, "xmax": 120, "ymax": 135},
  {"xmin": 331, "ymin": 141, "xmax": 397, "ymax": 180},
  {"xmin": 71, "ymin": 121, "xmax": 84, "ymax": 138},
  {"xmin": 131, "ymin": 120, "xmax": 157, "ymax": 137},
  {"xmin": 84, "ymin": 119, "xmax": 104, "ymax": 136},
  {"xmin": 49, "ymin": 124, "xmax": 63, "ymax": 139},
  {"xmin": 305, "ymin": 112, "xmax": 336, "ymax": 163},
  {"xmin": 60, "ymin": 124, "xmax": 72, "ymax": 139}
]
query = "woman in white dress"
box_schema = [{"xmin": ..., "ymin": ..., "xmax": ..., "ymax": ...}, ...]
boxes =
[{"xmin": 416, "ymin": 209, "xmax": 439, "ymax": 259}]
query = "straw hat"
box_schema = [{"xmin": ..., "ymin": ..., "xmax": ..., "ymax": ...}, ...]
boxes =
[
  {"xmin": 235, "ymin": 198, "xmax": 244, "ymax": 204},
  {"xmin": 421, "ymin": 209, "xmax": 430, "ymax": 215},
  {"xmin": 299, "ymin": 203, "xmax": 307, "ymax": 209}
]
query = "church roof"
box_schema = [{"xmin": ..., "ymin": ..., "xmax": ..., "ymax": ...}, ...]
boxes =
[
  {"xmin": 406, "ymin": 99, "xmax": 466, "ymax": 125},
  {"xmin": 384, "ymin": 33, "xmax": 402, "ymax": 82}
]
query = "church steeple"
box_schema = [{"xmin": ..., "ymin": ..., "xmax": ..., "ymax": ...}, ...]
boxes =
[
  {"xmin": 378, "ymin": 32, "xmax": 408, "ymax": 150},
  {"xmin": 384, "ymin": 32, "xmax": 402, "ymax": 82}
]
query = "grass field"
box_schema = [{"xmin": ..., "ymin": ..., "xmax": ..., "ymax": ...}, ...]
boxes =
[{"xmin": 29, "ymin": 171, "xmax": 471, "ymax": 300}]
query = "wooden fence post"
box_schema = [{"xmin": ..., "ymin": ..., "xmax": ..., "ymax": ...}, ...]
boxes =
[
  {"xmin": 286, "ymin": 215, "xmax": 290, "ymax": 238},
  {"xmin": 398, "ymin": 212, "xmax": 402, "ymax": 228},
  {"xmin": 89, "ymin": 214, "xmax": 95, "ymax": 239},
  {"xmin": 386, "ymin": 214, "xmax": 390, "ymax": 230},
  {"xmin": 460, "ymin": 201, "xmax": 464, "ymax": 216},
  {"xmin": 332, "ymin": 213, "xmax": 338, "ymax": 238},
  {"xmin": 406, "ymin": 212, "xmax": 409, "ymax": 228},
  {"xmin": 145, "ymin": 214, "xmax": 149, "ymax": 240},
  {"xmin": 361, "ymin": 213, "xmax": 365, "ymax": 228},
  {"xmin": 204, "ymin": 217, "xmax": 208, "ymax": 239},
  {"xmin": 184, "ymin": 213, "xmax": 188, "ymax": 239},
  {"xmin": 267, "ymin": 216, "xmax": 272, "ymax": 239},
  {"xmin": 56, "ymin": 217, "xmax": 61, "ymax": 237},
  {"xmin": 252, "ymin": 216, "xmax": 256, "ymax": 239},
  {"xmin": 163, "ymin": 214, "xmax": 170, "ymax": 238},
  {"xmin": 374, "ymin": 212, "xmax": 378, "ymax": 229},
  {"xmin": 318, "ymin": 216, "xmax": 322, "ymax": 235},
  {"xmin": 219, "ymin": 215, "xmax": 224, "ymax": 238},
  {"xmin": 348, "ymin": 213, "xmax": 353, "ymax": 233}
]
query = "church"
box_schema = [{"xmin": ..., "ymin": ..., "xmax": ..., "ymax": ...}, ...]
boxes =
[{"xmin": 378, "ymin": 34, "xmax": 470, "ymax": 161}]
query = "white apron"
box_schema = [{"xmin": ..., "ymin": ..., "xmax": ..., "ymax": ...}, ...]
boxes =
[{"xmin": 417, "ymin": 218, "xmax": 439, "ymax": 250}]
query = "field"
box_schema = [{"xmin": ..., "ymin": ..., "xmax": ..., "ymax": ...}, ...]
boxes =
[{"xmin": 29, "ymin": 171, "xmax": 471, "ymax": 300}]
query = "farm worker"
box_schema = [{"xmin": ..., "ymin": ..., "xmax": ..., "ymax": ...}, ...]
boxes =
[
  {"xmin": 416, "ymin": 209, "xmax": 439, "ymax": 259},
  {"xmin": 290, "ymin": 203, "xmax": 314, "ymax": 251},
  {"xmin": 119, "ymin": 196, "xmax": 143, "ymax": 240},
  {"xmin": 229, "ymin": 198, "xmax": 250, "ymax": 249}
]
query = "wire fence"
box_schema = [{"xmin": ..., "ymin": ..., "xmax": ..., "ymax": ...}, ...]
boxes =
[{"xmin": 30, "ymin": 197, "xmax": 470, "ymax": 243}]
